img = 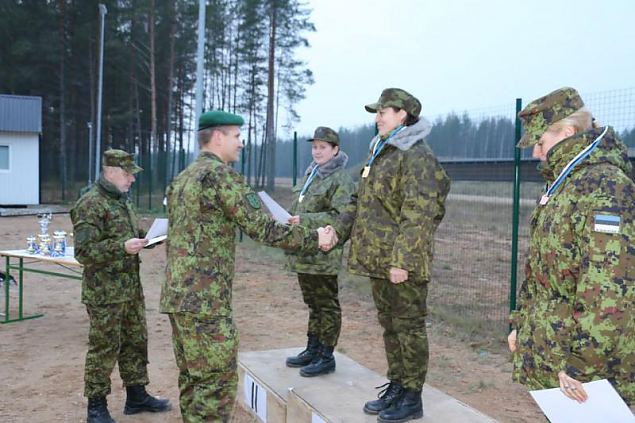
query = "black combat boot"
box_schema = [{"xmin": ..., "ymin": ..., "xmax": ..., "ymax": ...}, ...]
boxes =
[
  {"xmin": 286, "ymin": 335, "xmax": 321, "ymax": 367},
  {"xmin": 377, "ymin": 388, "xmax": 423, "ymax": 423},
  {"xmin": 87, "ymin": 397, "xmax": 116, "ymax": 423},
  {"xmin": 299, "ymin": 345, "xmax": 335, "ymax": 377},
  {"xmin": 363, "ymin": 381, "xmax": 404, "ymax": 415},
  {"xmin": 123, "ymin": 385, "xmax": 172, "ymax": 415}
]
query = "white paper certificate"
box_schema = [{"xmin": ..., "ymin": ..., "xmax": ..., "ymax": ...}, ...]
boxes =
[
  {"xmin": 145, "ymin": 218, "xmax": 168, "ymax": 246},
  {"xmin": 529, "ymin": 379, "xmax": 635, "ymax": 423},
  {"xmin": 257, "ymin": 191, "xmax": 291, "ymax": 225}
]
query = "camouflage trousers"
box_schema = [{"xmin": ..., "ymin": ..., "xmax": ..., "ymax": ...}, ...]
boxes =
[
  {"xmin": 168, "ymin": 313, "xmax": 239, "ymax": 423},
  {"xmin": 371, "ymin": 277, "xmax": 429, "ymax": 391},
  {"xmin": 84, "ymin": 300, "xmax": 149, "ymax": 398},
  {"xmin": 298, "ymin": 273, "xmax": 341, "ymax": 346}
]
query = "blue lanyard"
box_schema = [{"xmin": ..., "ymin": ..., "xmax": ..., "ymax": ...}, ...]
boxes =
[
  {"xmin": 299, "ymin": 165, "xmax": 319, "ymax": 199},
  {"xmin": 366, "ymin": 126, "xmax": 405, "ymax": 168},
  {"xmin": 545, "ymin": 127, "xmax": 608, "ymax": 198}
]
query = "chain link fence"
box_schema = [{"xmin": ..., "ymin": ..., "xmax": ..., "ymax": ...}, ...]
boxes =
[{"xmin": 34, "ymin": 87, "xmax": 635, "ymax": 337}]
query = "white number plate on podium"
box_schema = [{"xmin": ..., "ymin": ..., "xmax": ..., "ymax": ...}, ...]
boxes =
[{"xmin": 243, "ymin": 373, "xmax": 267, "ymax": 421}]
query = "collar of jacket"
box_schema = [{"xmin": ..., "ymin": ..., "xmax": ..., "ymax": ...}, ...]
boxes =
[
  {"xmin": 540, "ymin": 126, "xmax": 629, "ymax": 183},
  {"xmin": 304, "ymin": 151, "xmax": 349, "ymax": 179},
  {"xmin": 97, "ymin": 174, "xmax": 126, "ymax": 201},
  {"xmin": 369, "ymin": 117, "xmax": 433, "ymax": 152},
  {"xmin": 198, "ymin": 150, "xmax": 224, "ymax": 163}
]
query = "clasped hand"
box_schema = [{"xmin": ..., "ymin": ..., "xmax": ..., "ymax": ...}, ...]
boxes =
[{"xmin": 317, "ymin": 226, "xmax": 338, "ymax": 251}]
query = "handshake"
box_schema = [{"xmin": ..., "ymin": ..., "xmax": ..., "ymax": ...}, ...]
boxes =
[{"xmin": 317, "ymin": 226, "xmax": 338, "ymax": 252}]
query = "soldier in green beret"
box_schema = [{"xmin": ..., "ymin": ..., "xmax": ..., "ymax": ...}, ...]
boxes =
[
  {"xmin": 161, "ymin": 110, "xmax": 335, "ymax": 422},
  {"xmin": 71, "ymin": 149, "xmax": 171, "ymax": 423},
  {"xmin": 284, "ymin": 126, "xmax": 356, "ymax": 377},
  {"xmin": 328, "ymin": 88, "xmax": 450, "ymax": 422},
  {"xmin": 508, "ymin": 87, "xmax": 635, "ymax": 408}
]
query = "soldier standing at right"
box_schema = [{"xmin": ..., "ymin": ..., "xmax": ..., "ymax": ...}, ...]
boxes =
[
  {"xmin": 161, "ymin": 110, "xmax": 334, "ymax": 423},
  {"xmin": 330, "ymin": 88, "xmax": 450, "ymax": 422},
  {"xmin": 508, "ymin": 87, "xmax": 635, "ymax": 408}
]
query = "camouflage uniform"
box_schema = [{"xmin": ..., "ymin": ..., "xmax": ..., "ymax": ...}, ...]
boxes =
[
  {"xmin": 287, "ymin": 137, "xmax": 356, "ymax": 347},
  {"xmin": 70, "ymin": 151, "xmax": 149, "ymax": 400},
  {"xmin": 334, "ymin": 89, "xmax": 450, "ymax": 391},
  {"xmin": 512, "ymin": 88, "xmax": 635, "ymax": 405},
  {"xmin": 161, "ymin": 147, "xmax": 318, "ymax": 422}
]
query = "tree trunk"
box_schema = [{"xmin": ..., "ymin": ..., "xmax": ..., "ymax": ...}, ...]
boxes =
[
  {"xmin": 149, "ymin": 0, "xmax": 158, "ymax": 191},
  {"xmin": 165, "ymin": 3, "xmax": 177, "ymax": 185},
  {"xmin": 58, "ymin": 0, "xmax": 67, "ymax": 200},
  {"xmin": 265, "ymin": 3, "xmax": 276, "ymax": 191}
]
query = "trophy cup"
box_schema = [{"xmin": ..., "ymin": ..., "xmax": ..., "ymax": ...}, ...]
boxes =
[
  {"xmin": 26, "ymin": 235, "xmax": 36, "ymax": 254},
  {"xmin": 53, "ymin": 230, "xmax": 67, "ymax": 256},
  {"xmin": 39, "ymin": 234, "xmax": 52, "ymax": 256},
  {"xmin": 37, "ymin": 212, "xmax": 52, "ymax": 235},
  {"xmin": 53, "ymin": 231, "xmax": 67, "ymax": 257}
]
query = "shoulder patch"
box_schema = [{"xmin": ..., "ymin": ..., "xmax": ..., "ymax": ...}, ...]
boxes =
[
  {"xmin": 245, "ymin": 192, "xmax": 261, "ymax": 209},
  {"xmin": 593, "ymin": 214, "xmax": 620, "ymax": 234}
]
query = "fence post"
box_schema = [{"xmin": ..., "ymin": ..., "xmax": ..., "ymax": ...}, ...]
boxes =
[
  {"xmin": 293, "ymin": 131, "xmax": 298, "ymax": 187},
  {"xmin": 509, "ymin": 98, "xmax": 522, "ymax": 331},
  {"xmin": 239, "ymin": 142, "xmax": 246, "ymax": 242},
  {"xmin": 147, "ymin": 150, "xmax": 153, "ymax": 211}
]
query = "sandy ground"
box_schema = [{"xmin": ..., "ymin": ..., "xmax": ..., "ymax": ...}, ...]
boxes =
[{"xmin": 0, "ymin": 214, "xmax": 545, "ymax": 423}]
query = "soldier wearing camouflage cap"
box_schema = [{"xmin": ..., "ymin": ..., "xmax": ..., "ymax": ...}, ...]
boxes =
[
  {"xmin": 161, "ymin": 111, "xmax": 336, "ymax": 422},
  {"xmin": 284, "ymin": 126, "xmax": 356, "ymax": 377},
  {"xmin": 327, "ymin": 88, "xmax": 450, "ymax": 422},
  {"xmin": 508, "ymin": 87, "xmax": 635, "ymax": 407},
  {"xmin": 71, "ymin": 148, "xmax": 171, "ymax": 423}
]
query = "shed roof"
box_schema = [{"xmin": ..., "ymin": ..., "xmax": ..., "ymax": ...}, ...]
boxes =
[{"xmin": 0, "ymin": 94, "xmax": 42, "ymax": 133}]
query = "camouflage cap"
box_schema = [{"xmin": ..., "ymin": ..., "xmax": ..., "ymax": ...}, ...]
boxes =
[
  {"xmin": 365, "ymin": 88, "xmax": 422, "ymax": 117},
  {"xmin": 307, "ymin": 126, "xmax": 339, "ymax": 146},
  {"xmin": 103, "ymin": 149, "xmax": 143, "ymax": 174},
  {"xmin": 517, "ymin": 87, "xmax": 585, "ymax": 148},
  {"xmin": 198, "ymin": 110, "xmax": 244, "ymax": 131}
]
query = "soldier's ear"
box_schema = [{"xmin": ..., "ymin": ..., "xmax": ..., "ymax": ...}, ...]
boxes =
[
  {"xmin": 562, "ymin": 125, "xmax": 576, "ymax": 138},
  {"xmin": 398, "ymin": 108, "xmax": 408, "ymax": 124},
  {"xmin": 210, "ymin": 129, "xmax": 222, "ymax": 146}
]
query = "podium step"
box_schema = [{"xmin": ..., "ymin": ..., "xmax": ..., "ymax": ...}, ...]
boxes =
[{"xmin": 238, "ymin": 348, "xmax": 498, "ymax": 423}]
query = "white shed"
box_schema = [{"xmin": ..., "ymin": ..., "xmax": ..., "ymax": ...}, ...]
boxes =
[{"xmin": 0, "ymin": 94, "xmax": 42, "ymax": 205}]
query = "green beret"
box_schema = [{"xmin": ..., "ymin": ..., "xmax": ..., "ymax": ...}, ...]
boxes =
[
  {"xmin": 517, "ymin": 87, "xmax": 584, "ymax": 148},
  {"xmin": 307, "ymin": 126, "xmax": 340, "ymax": 146},
  {"xmin": 103, "ymin": 149, "xmax": 142, "ymax": 174},
  {"xmin": 198, "ymin": 110, "xmax": 244, "ymax": 131}
]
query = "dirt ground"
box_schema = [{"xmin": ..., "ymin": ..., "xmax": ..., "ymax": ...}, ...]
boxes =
[{"xmin": 0, "ymin": 214, "xmax": 545, "ymax": 423}]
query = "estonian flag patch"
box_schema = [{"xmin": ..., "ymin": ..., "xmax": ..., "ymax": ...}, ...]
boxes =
[{"xmin": 593, "ymin": 214, "xmax": 621, "ymax": 234}]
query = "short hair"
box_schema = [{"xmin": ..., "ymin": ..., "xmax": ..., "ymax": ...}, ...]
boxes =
[
  {"xmin": 549, "ymin": 106, "xmax": 593, "ymax": 134},
  {"xmin": 198, "ymin": 126, "xmax": 231, "ymax": 148}
]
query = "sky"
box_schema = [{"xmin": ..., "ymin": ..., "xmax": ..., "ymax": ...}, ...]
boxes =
[{"xmin": 288, "ymin": 0, "xmax": 635, "ymax": 136}]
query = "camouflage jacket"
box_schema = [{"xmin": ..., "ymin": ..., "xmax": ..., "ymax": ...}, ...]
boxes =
[
  {"xmin": 160, "ymin": 152, "xmax": 319, "ymax": 317},
  {"xmin": 286, "ymin": 152, "xmax": 356, "ymax": 275},
  {"xmin": 70, "ymin": 176, "xmax": 145, "ymax": 305},
  {"xmin": 333, "ymin": 118, "xmax": 450, "ymax": 280},
  {"xmin": 511, "ymin": 127, "xmax": 635, "ymax": 404}
]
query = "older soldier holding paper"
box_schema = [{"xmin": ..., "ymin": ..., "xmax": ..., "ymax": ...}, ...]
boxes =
[
  {"xmin": 71, "ymin": 149, "xmax": 171, "ymax": 423},
  {"xmin": 161, "ymin": 110, "xmax": 335, "ymax": 422},
  {"xmin": 508, "ymin": 87, "xmax": 635, "ymax": 408}
]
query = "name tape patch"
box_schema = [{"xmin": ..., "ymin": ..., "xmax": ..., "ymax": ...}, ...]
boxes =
[{"xmin": 593, "ymin": 214, "xmax": 620, "ymax": 234}]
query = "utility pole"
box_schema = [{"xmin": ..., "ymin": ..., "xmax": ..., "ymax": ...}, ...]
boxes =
[
  {"xmin": 95, "ymin": 3, "xmax": 107, "ymax": 180},
  {"xmin": 87, "ymin": 122, "xmax": 93, "ymax": 185}
]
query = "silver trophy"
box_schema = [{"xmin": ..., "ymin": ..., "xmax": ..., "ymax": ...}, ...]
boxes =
[{"xmin": 37, "ymin": 212, "xmax": 53, "ymax": 235}]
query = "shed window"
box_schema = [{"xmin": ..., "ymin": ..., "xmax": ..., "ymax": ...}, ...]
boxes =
[{"xmin": 0, "ymin": 146, "xmax": 8, "ymax": 170}]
